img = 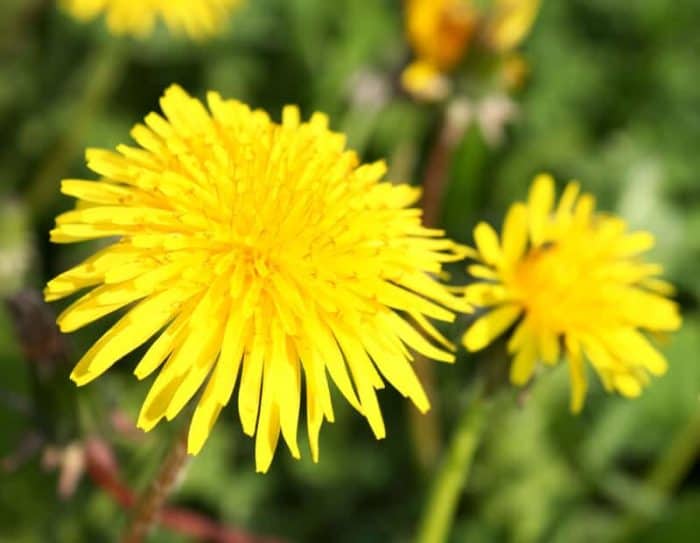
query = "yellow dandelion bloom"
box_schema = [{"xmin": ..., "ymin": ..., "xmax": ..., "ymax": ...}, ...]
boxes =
[
  {"xmin": 60, "ymin": 0, "xmax": 241, "ymax": 39},
  {"xmin": 405, "ymin": 0, "xmax": 477, "ymax": 74},
  {"xmin": 402, "ymin": 0, "xmax": 540, "ymax": 100},
  {"xmin": 45, "ymin": 85, "xmax": 469, "ymax": 472},
  {"xmin": 462, "ymin": 174, "xmax": 682, "ymax": 411}
]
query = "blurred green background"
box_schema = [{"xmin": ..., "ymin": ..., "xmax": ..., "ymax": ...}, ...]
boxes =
[{"xmin": 1, "ymin": 0, "xmax": 699, "ymax": 542}]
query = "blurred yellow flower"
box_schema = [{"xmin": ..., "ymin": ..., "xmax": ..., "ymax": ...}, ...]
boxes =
[
  {"xmin": 60, "ymin": 0, "xmax": 241, "ymax": 39},
  {"xmin": 462, "ymin": 174, "xmax": 682, "ymax": 411},
  {"xmin": 46, "ymin": 85, "xmax": 469, "ymax": 472},
  {"xmin": 406, "ymin": 0, "xmax": 477, "ymax": 73},
  {"xmin": 402, "ymin": 0, "xmax": 541, "ymax": 100}
]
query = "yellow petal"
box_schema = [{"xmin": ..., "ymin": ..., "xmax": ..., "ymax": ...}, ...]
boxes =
[
  {"xmin": 300, "ymin": 347, "xmax": 332, "ymax": 463},
  {"xmin": 133, "ymin": 311, "xmax": 188, "ymax": 380},
  {"xmin": 383, "ymin": 312, "xmax": 455, "ymax": 363},
  {"xmin": 463, "ymin": 304, "xmax": 522, "ymax": 352},
  {"xmin": 510, "ymin": 334, "xmax": 538, "ymax": 385},
  {"xmin": 163, "ymin": 317, "xmax": 225, "ymax": 421},
  {"xmin": 335, "ymin": 330, "xmax": 386, "ymax": 439},
  {"xmin": 272, "ymin": 326, "xmax": 301, "ymax": 459},
  {"xmin": 70, "ymin": 289, "xmax": 188, "ymax": 385},
  {"xmin": 501, "ymin": 203, "xmax": 528, "ymax": 264},
  {"xmin": 211, "ymin": 307, "xmax": 248, "ymax": 405},
  {"xmin": 378, "ymin": 282, "xmax": 455, "ymax": 322},
  {"xmin": 602, "ymin": 328, "xmax": 669, "ymax": 376},
  {"xmin": 528, "ymin": 173, "xmax": 555, "ymax": 245},
  {"xmin": 188, "ymin": 383, "xmax": 224, "ymax": 455},
  {"xmin": 614, "ymin": 231, "xmax": 655, "ymax": 256},
  {"xmin": 555, "ymin": 181, "xmax": 580, "ymax": 221},
  {"xmin": 464, "ymin": 282, "xmax": 509, "ymax": 307},
  {"xmin": 538, "ymin": 330, "xmax": 560, "ymax": 365},
  {"xmin": 137, "ymin": 368, "xmax": 187, "ymax": 432},
  {"xmin": 409, "ymin": 311, "xmax": 456, "ymax": 352},
  {"xmin": 467, "ymin": 264, "xmax": 500, "ymax": 280},
  {"xmin": 363, "ymin": 329, "xmax": 429, "ymax": 413},
  {"xmin": 57, "ymin": 285, "xmax": 141, "ymax": 333},
  {"xmin": 238, "ymin": 336, "xmax": 265, "ymax": 437},
  {"xmin": 474, "ymin": 222, "xmax": 503, "ymax": 266},
  {"xmin": 617, "ymin": 287, "xmax": 682, "ymax": 331},
  {"xmin": 307, "ymin": 310, "xmax": 362, "ymax": 412},
  {"xmin": 255, "ymin": 359, "xmax": 281, "ymax": 473},
  {"xmin": 488, "ymin": 0, "xmax": 541, "ymax": 52},
  {"xmin": 614, "ymin": 374, "xmax": 643, "ymax": 398}
]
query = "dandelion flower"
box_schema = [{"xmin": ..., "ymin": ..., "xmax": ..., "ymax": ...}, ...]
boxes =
[
  {"xmin": 45, "ymin": 85, "xmax": 469, "ymax": 472},
  {"xmin": 60, "ymin": 0, "xmax": 241, "ymax": 39},
  {"xmin": 462, "ymin": 174, "xmax": 682, "ymax": 411},
  {"xmin": 402, "ymin": 0, "xmax": 541, "ymax": 100},
  {"xmin": 403, "ymin": 0, "xmax": 477, "ymax": 100},
  {"xmin": 405, "ymin": 0, "xmax": 477, "ymax": 75}
]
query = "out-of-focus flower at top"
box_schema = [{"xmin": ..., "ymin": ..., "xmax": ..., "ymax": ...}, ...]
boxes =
[
  {"xmin": 402, "ymin": 0, "xmax": 541, "ymax": 101},
  {"xmin": 462, "ymin": 174, "xmax": 682, "ymax": 412},
  {"xmin": 45, "ymin": 85, "xmax": 470, "ymax": 472},
  {"xmin": 60, "ymin": 0, "xmax": 242, "ymax": 39}
]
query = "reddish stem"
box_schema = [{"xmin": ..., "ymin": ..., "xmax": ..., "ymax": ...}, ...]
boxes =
[
  {"xmin": 84, "ymin": 438, "xmax": 282, "ymax": 543},
  {"xmin": 410, "ymin": 111, "xmax": 466, "ymax": 470}
]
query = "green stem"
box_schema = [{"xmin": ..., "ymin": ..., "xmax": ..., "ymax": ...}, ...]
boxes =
[
  {"xmin": 613, "ymin": 404, "xmax": 700, "ymax": 541},
  {"xmin": 415, "ymin": 387, "xmax": 488, "ymax": 543},
  {"xmin": 647, "ymin": 405, "xmax": 700, "ymax": 494},
  {"xmin": 27, "ymin": 40, "xmax": 127, "ymax": 217}
]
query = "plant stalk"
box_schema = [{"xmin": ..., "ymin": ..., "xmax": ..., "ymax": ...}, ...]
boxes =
[
  {"xmin": 415, "ymin": 387, "xmax": 487, "ymax": 543},
  {"xmin": 410, "ymin": 102, "xmax": 472, "ymax": 471},
  {"xmin": 612, "ymin": 403, "xmax": 700, "ymax": 542},
  {"xmin": 121, "ymin": 426, "xmax": 191, "ymax": 543}
]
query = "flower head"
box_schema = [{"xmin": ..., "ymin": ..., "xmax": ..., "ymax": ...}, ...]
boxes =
[
  {"xmin": 462, "ymin": 174, "xmax": 682, "ymax": 411},
  {"xmin": 60, "ymin": 0, "xmax": 241, "ymax": 38},
  {"xmin": 46, "ymin": 85, "xmax": 468, "ymax": 472},
  {"xmin": 402, "ymin": 0, "xmax": 541, "ymax": 100}
]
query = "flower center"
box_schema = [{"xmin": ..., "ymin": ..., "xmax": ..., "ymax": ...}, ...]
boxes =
[{"xmin": 507, "ymin": 237, "xmax": 610, "ymax": 333}]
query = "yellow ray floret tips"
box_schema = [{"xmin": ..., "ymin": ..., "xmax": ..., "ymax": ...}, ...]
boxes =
[
  {"xmin": 46, "ymin": 84, "xmax": 470, "ymax": 472},
  {"xmin": 60, "ymin": 0, "xmax": 241, "ymax": 38},
  {"xmin": 462, "ymin": 174, "xmax": 682, "ymax": 412}
]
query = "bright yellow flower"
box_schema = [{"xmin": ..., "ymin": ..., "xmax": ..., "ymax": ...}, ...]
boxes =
[
  {"xmin": 462, "ymin": 174, "xmax": 682, "ymax": 411},
  {"xmin": 60, "ymin": 0, "xmax": 241, "ymax": 38},
  {"xmin": 45, "ymin": 85, "xmax": 469, "ymax": 472}
]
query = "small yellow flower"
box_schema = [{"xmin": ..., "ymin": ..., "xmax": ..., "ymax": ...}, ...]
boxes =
[
  {"xmin": 402, "ymin": 0, "xmax": 541, "ymax": 100},
  {"xmin": 405, "ymin": 0, "xmax": 477, "ymax": 74},
  {"xmin": 46, "ymin": 85, "xmax": 469, "ymax": 472},
  {"xmin": 462, "ymin": 174, "xmax": 682, "ymax": 411},
  {"xmin": 60, "ymin": 0, "xmax": 241, "ymax": 39}
]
